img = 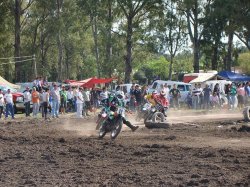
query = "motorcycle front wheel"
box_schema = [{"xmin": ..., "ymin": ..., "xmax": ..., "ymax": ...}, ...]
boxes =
[
  {"xmin": 110, "ymin": 118, "xmax": 123, "ymax": 140},
  {"xmin": 99, "ymin": 125, "xmax": 107, "ymax": 139}
]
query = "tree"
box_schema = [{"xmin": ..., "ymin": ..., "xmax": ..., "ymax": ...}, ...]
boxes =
[
  {"xmin": 154, "ymin": 0, "xmax": 187, "ymax": 80},
  {"xmin": 117, "ymin": 0, "xmax": 163, "ymax": 83},
  {"xmin": 13, "ymin": 0, "xmax": 34, "ymax": 82},
  {"xmin": 179, "ymin": 0, "xmax": 212, "ymax": 73}
]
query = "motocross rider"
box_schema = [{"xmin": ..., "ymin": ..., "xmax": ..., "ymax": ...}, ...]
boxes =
[
  {"xmin": 112, "ymin": 85, "xmax": 139, "ymax": 132},
  {"xmin": 144, "ymin": 90, "xmax": 169, "ymax": 117}
]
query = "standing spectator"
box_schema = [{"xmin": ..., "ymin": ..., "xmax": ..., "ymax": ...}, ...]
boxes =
[
  {"xmin": 169, "ymin": 84, "xmax": 180, "ymax": 109},
  {"xmin": 42, "ymin": 88, "xmax": 50, "ymax": 120},
  {"xmin": 129, "ymin": 84, "xmax": 136, "ymax": 111},
  {"xmin": 4, "ymin": 89, "xmax": 14, "ymax": 119},
  {"xmin": 192, "ymin": 84, "xmax": 201, "ymax": 110},
  {"xmin": 76, "ymin": 87, "xmax": 84, "ymax": 118},
  {"xmin": 213, "ymin": 83, "xmax": 221, "ymax": 107},
  {"xmin": 163, "ymin": 83, "xmax": 170, "ymax": 101},
  {"xmin": 32, "ymin": 87, "xmax": 40, "ymax": 117},
  {"xmin": 198, "ymin": 84, "xmax": 204, "ymax": 109},
  {"xmin": 0, "ymin": 89, "xmax": 4, "ymax": 119},
  {"xmin": 158, "ymin": 84, "xmax": 164, "ymax": 94},
  {"xmin": 100, "ymin": 87, "xmax": 109, "ymax": 103},
  {"xmin": 91, "ymin": 87, "xmax": 99, "ymax": 109},
  {"xmin": 141, "ymin": 85, "xmax": 148, "ymax": 103},
  {"xmin": 23, "ymin": 87, "xmax": 31, "ymax": 117},
  {"xmin": 73, "ymin": 86, "xmax": 79, "ymax": 112},
  {"xmin": 60, "ymin": 86, "xmax": 67, "ymax": 114},
  {"xmin": 203, "ymin": 84, "xmax": 212, "ymax": 110},
  {"xmin": 230, "ymin": 83, "xmax": 237, "ymax": 110},
  {"xmin": 67, "ymin": 86, "xmax": 74, "ymax": 112},
  {"xmin": 237, "ymin": 83, "xmax": 245, "ymax": 109},
  {"xmin": 225, "ymin": 84, "xmax": 231, "ymax": 109},
  {"xmin": 39, "ymin": 89, "xmax": 44, "ymax": 117},
  {"xmin": 83, "ymin": 87, "xmax": 91, "ymax": 116},
  {"xmin": 245, "ymin": 82, "xmax": 250, "ymax": 105},
  {"xmin": 51, "ymin": 84, "xmax": 60, "ymax": 118},
  {"xmin": 185, "ymin": 89, "xmax": 193, "ymax": 109},
  {"xmin": 134, "ymin": 85, "xmax": 142, "ymax": 111},
  {"xmin": 211, "ymin": 92, "xmax": 220, "ymax": 108}
]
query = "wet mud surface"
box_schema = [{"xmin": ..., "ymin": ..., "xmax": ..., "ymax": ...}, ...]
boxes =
[{"xmin": 0, "ymin": 111, "xmax": 250, "ymax": 186}]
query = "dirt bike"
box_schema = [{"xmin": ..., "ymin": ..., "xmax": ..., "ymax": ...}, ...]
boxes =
[
  {"xmin": 144, "ymin": 103, "xmax": 168, "ymax": 124},
  {"xmin": 135, "ymin": 102, "xmax": 152, "ymax": 122},
  {"xmin": 95, "ymin": 105, "xmax": 109, "ymax": 130},
  {"xmin": 98, "ymin": 105, "xmax": 125, "ymax": 140}
]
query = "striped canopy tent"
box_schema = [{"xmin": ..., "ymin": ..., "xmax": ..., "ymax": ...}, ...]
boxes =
[{"xmin": 0, "ymin": 76, "xmax": 20, "ymax": 89}]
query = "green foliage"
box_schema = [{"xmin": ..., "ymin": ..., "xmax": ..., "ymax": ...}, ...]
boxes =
[
  {"xmin": 238, "ymin": 52, "xmax": 250, "ymax": 75},
  {"xmin": 135, "ymin": 56, "xmax": 170, "ymax": 82}
]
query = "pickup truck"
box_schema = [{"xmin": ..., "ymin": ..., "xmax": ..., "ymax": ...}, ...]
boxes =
[{"xmin": 0, "ymin": 86, "xmax": 26, "ymax": 113}]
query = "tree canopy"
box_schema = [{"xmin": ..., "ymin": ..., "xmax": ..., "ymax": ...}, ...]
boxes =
[{"xmin": 0, "ymin": 0, "xmax": 249, "ymax": 83}]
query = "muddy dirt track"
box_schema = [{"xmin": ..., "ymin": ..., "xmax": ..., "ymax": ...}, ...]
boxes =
[{"xmin": 0, "ymin": 110, "xmax": 250, "ymax": 187}]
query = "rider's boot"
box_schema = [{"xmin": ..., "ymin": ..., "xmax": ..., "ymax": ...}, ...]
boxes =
[{"xmin": 123, "ymin": 119, "xmax": 139, "ymax": 132}]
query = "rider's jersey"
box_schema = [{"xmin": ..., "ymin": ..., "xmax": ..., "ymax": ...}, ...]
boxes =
[
  {"xmin": 144, "ymin": 94, "xmax": 157, "ymax": 106},
  {"xmin": 145, "ymin": 94, "xmax": 169, "ymax": 107}
]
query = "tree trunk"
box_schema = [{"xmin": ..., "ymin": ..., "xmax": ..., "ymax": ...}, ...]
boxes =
[
  {"xmin": 124, "ymin": 16, "xmax": 133, "ymax": 83},
  {"xmin": 105, "ymin": 0, "xmax": 112, "ymax": 77},
  {"xmin": 57, "ymin": 32, "xmax": 63, "ymax": 81},
  {"xmin": 211, "ymin": 44, "xmax": 218, "ymax": 70},
  {"xmin": 168, "ymin": 55, "xmax": 173, "ymax": 80},
  {"xmin": 193, "ymin": 0, "xmax": 199, "ymax": 73},
  {"xmin": 226, "ymin": 31, "xmax": 234, "ymax": 71},
  {"xmin": 91, "ymin": 15, "xmax": 101, "ymax": 78},
  {"xmin": 56, "ymin": 0, "xmax": 63, "ymax": 81},
  {"xmin": 14, "ymin": 0, "xmax": 21, "ymax": 82}
]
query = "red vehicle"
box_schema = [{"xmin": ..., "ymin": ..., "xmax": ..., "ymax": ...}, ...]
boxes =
[{"xmin": 0, "ymin": 86, "xmax": 25, "ymax": 113}]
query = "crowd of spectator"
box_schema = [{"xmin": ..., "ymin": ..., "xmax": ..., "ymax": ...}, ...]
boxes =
[{"xmin": 185, "ymin": 82, "xmax": 250, "ymax": 110}]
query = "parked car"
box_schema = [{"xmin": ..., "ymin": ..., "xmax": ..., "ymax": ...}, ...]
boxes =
[{"xmin": 0, "ymin": 85, "xmax": 25, "ymax": 113}]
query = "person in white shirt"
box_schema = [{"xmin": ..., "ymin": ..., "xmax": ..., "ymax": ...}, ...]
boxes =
[
  {"xmin": 4, "ymin": 89, "xmax": 14, "ymax": 119},
  {"xmin": 50, "ymin": 84, "xmax": 60, "ymax": 118},
  {"xmin": 23, "ymin": 87, "xmax": 31, "ymax": 117},
  {"xmin": 100, "ymin": 87, "xmax": 109, "ymax": 102},
  {"xmin": 163, "ymin": 83, "xmax": 170, "ymax": 100},
  {"xmin": 76, "ymin": 87, "xmax": 84, "ymax": 118},
  {"xmin": 83, "ymin": 87, "xmax": 91, "ymax": 116},
  {"xmin": 0, "ymin": 89, "xmax": 4, "ymax": 119}
]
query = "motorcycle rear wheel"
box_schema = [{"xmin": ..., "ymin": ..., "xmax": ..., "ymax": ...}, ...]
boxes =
[
  {"xmin": 152, "ymin": 112, "xmax": 165, "ymax": 123},
  {"xmin": 110, "ymin": 119, "xmax": 123, "ymax": 140}
]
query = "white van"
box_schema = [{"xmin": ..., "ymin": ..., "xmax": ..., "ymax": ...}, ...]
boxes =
[
  {"xmin": 148, "ymin": 80, "xmax": 191, "ymax": 103},
  {"xmin": 205, "ymin": 80, "xmax": 237, "ymax": 106}
]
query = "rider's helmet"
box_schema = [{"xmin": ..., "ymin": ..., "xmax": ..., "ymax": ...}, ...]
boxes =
[
  {"xmin": 160, "ymin": 90, "xmax": 166, "ymax": 96},
  {"xmin": 152, "ymin": 90, "xmax": 157, "ymax": 95}
]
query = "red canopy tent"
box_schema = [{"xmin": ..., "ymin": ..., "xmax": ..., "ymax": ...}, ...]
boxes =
[{"xmin": 68, "ymin": 78, "xmax": 113, "ymax": 88}]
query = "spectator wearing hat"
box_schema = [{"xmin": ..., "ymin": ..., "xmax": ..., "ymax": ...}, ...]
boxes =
[
  {"xmin": 32, "ymin": 87, "xmax": 40, "ymax": 117},
  {"xmin": 0, "ymin": 89, "xmax": 4, "ymax": 119},
  {"xmin": 51, "ymin": 84, "xmax": 60, "ymax": 118},
  {"xmin": 4, "ymin": 89, "xmax": 14, "ymax": 119},
  {"xmin": 23, "ymin": 87, "xmax": 31, "ymax": 117}
]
